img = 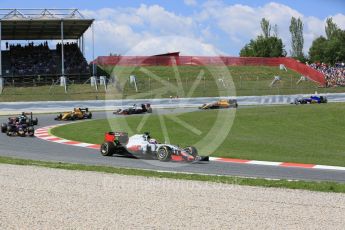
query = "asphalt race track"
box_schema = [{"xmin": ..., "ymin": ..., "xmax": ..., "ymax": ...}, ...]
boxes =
[
  {"xmin": 2, "ymin": 92, "xmax": 345, "ymax": 114},
  {"xmin": 1, "ymin": 110, "xmax": 345, "ymax": 183}
]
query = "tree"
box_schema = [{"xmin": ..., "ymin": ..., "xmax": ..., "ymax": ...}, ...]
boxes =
[
  {"xmin": 325, "ymin": 17, "xmax": 338, "ymax": 39},
  {"xmin": 260, "ymin": 18, "xmax": 271, "ymax": 38},
  {"xmin": 273, "ymin": 24, "xmax": 279, "ymax": 37},
  {"xmin": 309, "ymin": 18, "xmax": 345, "ymax": 64},
  {"xmin": 239, "ymin": 43, "xmax": 255, "ymax": 57},
  {"xmin": 309, "ymin": 36, "xmax": 327, "ymax": 63},
  {"xmin": 289, "ymin": 17, "xmax": 304, "ymax": 59},
  {"xmin": 324, "ymin": 29, "xmax": 345, "ymax": 64},
  {"xmin": 240, "ymin": 36, "xmax": 286, "ymax": 57},
  {"xmin": 240, "ymin": 19, "xmax": 286, "ymax": 57}
]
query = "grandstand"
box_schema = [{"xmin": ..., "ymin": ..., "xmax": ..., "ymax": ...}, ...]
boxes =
[{"xmin": 0, "ymin": 9, "xmax": 94, "ymax": 86}]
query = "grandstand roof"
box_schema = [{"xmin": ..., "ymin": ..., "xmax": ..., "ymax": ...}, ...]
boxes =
[{"xmin": 0, "ymin": 9, "xmax": 94, "ymax": 40}]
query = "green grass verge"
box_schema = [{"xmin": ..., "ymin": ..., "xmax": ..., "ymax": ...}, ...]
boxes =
[
  {"xmin": 0, "ymin": 156, "xmax": 344, "ymax": 193},
  {"xmin": 2, "ymin": 65, "xmax": 345, "ymax": 102},
  {"xmin": 51, "ymin": 103, "xmax": 345, "ymax": 167},
  {"xmin": 0, "ymin": 84, "xmax": 107, "ymax": 102}
]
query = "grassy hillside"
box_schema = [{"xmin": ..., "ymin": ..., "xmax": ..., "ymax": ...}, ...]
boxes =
[
  {"xmin": 1, "ymin": 65, "xmax": 345, "ymax": 102},
  {"xmin": 107, "ymin": 65, "xmax": 321, "ymax": 98},
  {"xmin": 51, "ymin": 103, "xmax": 345, "ymax": 166}
]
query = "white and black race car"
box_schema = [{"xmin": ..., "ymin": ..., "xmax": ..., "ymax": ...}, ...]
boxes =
[{"xmin": 100, "ymin": 132, "xmax": 208, "ymax": 162}]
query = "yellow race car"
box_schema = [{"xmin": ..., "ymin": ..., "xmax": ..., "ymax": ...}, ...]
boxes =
[
  {"xmin": 199, "ymin": 99, "xmax": 238, "ymax": 110},
  {"xmin": 55, "ymin": 108, "xmax": 92, "ymax": 121}
]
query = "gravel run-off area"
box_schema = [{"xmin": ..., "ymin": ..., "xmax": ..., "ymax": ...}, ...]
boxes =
[{"xmin": 1, "ymin": 164, "xmax": 345, "ymax": 229}]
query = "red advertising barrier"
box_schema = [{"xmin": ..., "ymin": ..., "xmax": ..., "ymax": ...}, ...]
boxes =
[{"xmin": 93, "ymin": 56, "xmax": 325, "ymax": 86}]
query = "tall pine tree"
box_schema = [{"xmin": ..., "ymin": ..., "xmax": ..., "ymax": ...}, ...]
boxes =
[
  {"xmin": 325, "ymin": 18, "xmax": 338, "ymax": 39},
  {"xmin": 289, "ymin": 17, "xmax": 304, "ymax": 59},
  {"xmin": 260, "ymin": 18, "xmax": 271, "ymax": 38}
]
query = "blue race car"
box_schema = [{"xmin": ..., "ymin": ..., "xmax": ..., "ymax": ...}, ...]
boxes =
[{"xmin": 294, "ymin": 95, "xmax": 327, "ymax": 104}]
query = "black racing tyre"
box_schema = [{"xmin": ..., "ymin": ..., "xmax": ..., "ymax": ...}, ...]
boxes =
[
  {"xmin": 6, "ymin": 126, "xmax": 12, "ymax": 136},
  {"xmin": 100, "ymin": 142, "xmax": 116, "ymax": 156},
  {"xmin": 88, "ymin": 112, "xmax": 92, "ymax": 119},
  {"xmin": 27, "ymin": 126, "xmax": 35, "ymax": 137},
  {"xmin": 33, "ymin": 118, "xmax": 38, "ymax": 125},
  {"xmin": 1, "ymin": 123, "xmax": 7, "ymax": 133},
  {"xmin": 54, "ymin": 114, "xmax": 62, "ymax": 121},
  {"xmin": 7, "ymin": 125, "xmax": 15, "ymax": 133},
  {"xmin": 185, "ymin": 146, "xmax": 198, "ymax": 157},
  {"xmin": 156, "ymin": 146, "xmax": 172, "ymax": 162}
]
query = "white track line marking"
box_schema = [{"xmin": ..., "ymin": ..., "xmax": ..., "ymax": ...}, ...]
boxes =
[
  {"xmin": 247, "ymin": 161, "xmax": 282, "ymax": 166},
  {"xmin": 314, "ymin": 165, "xmax": 345, "ymax": 171}
]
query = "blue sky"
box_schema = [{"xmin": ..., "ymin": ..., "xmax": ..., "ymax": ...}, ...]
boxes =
[
  {"xmin": 1, "ymin": 0, "xmax": 344, "ymax": 60},
  {"xmin": 1, "ymin": 0, "xmax": 344, "ymax": 18}
]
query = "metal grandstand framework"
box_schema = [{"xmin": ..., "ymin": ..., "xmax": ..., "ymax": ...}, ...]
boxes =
[{"xmin": 0, "ymin": 9, "xmax": 95, "ymax": 77}]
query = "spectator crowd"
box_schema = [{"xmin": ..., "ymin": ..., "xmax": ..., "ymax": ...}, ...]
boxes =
[
  {"xmin": 56, "ymin": 43, "xmax": 90, "ymax": 75},
  {"xmin": 4, "ymin": 42, "xmax": 90, "ymax": 77},
  {"xmin": 309, "ymin": 62, "xmax": 345, "ymax": 87}
]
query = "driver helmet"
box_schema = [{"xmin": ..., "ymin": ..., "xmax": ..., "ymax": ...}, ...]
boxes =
[
  {"xmin": 143, "ymin": 132, "xmax": 150, "ymax": 141},
  {"xmin": 149, "ymin": 138, "xmax": 157, "ymax": 144}
]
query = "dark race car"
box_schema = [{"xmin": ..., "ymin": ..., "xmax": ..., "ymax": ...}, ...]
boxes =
[
  {"xmin": 1, "ymin": 112, "xmax": 36, "ymax": 137},
  {"xmin": 293, "ymin": 95, "xmax": 328, "ymax": 105},
  {"xmin": 5, "ymin": 123, "xmax": 35, "ymax": 137},
  {"xmin": 113, "ymin": 104, "xmax": 152, "ymax": 115},
  {"xmin": 1, "ymin": 112, "xmax": 38, "ymax": 133},
  {"xmin": 20, "ymin": 112, "xmax": 38, "ymax": 126},
  {"xmin": 100, "ymin": 131, "xmax": 209, "ymax": 162}
]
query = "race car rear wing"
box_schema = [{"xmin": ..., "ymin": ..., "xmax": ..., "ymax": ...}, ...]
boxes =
[
  {"xmin": 79, "ymin": 108, "xmax": 89, "ymax": 112},
  {"xmin": 104, "ymin": 132, "xmax": 129, "ymax": 145}
]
